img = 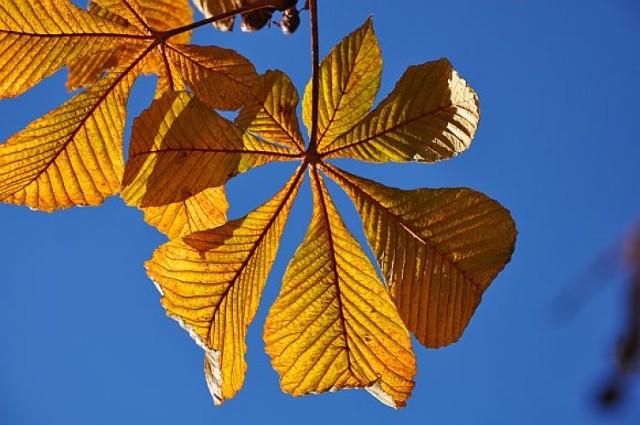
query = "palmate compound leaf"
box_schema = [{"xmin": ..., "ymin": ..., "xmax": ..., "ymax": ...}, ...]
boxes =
[
  {"xmin": 146, "ymin": 167, "xmax": 304, "ymax": 404},
  {"xmin": 139, "ymin": 17, "xmax": 515, "ymax": 407},
  {"xmin": 264, "ymin": 169, "xmax": 416, "ymax": 408},
  {"xmin": 1, "ymin": 0, "xmax": 258, "ymax": 221}
]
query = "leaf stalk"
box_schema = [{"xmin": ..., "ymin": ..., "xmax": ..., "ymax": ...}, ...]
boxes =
[{"xmin": 307, "ymin": 0, "xmax": 320, "ymax": 156}]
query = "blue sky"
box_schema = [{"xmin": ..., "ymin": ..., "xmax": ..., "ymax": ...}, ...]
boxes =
[{"xmin": 2, "ymin": 0, "xmax": 640, "ymax": 424}]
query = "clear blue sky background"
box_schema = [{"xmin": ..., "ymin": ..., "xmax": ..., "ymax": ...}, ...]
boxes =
[{"xmin": 1, "ymin": 0, "xmax": 639, "ymax": 424}]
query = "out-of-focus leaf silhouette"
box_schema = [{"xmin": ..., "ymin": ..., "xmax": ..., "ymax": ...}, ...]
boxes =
[{"xmin": 554, "ymin": 223, "xmax": 640, "ymax": 410}]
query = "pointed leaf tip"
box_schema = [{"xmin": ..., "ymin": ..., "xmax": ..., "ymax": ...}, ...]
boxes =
[{"xmin": 302, "ymin": 17, "xmax": 382, "ymax": 150}]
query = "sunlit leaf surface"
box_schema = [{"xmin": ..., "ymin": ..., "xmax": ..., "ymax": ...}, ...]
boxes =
[
  {"xmin": 142, "ymin": 186, "xmax": 229, "ymax": 238},
  {"xmin": 0, "ymin": 65, "xmax": 139, "ymax": 210},
  {"xmin": 236, "ymin": 71, "xmax": 305, "ymax": 152},
  {"xmin": 147, "ymin": 170, "xmax": 303, "ymax": 404},
  {"xmin": 0, "ymin": 4, "xmax": 517, "ymax": 408},
  {"xmin": 0, "ymin": 0, "xmax": 140, "ymax": 98},
  {"xmin": 1, "ymin": 0, "xmax": 257, "ymax": 215},
  {"xmin": 121, "ymin": 91, "xmax": 297, "ymax": 208},
  {"xmin": 324, "ymin": 165, "xmax": 517, "ymax": 347},
  {"xmin": 302, "ymin": 18, "xmax": 382, "ymax": 150},
  {"xmin": 135, "ymin": 17, "xmax": 515, "ymax": 407},
  {"xmin": 321, "ymin": 59, "xmax": 480, "ymax": 163},
  {"xmin": 264, "ymin": 170, "xmax": 416, "ymax": 407}
]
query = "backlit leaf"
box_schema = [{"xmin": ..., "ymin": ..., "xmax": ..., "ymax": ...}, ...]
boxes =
[
  {"xmin": 165, "ymin": 44, "xmax": 257, "ymax": 110},
  {"xmin": 324, "ymin": 165, "xmax": 517, "ymax": 347},
  {"xmin": 142, "ymin": 186, "xmax": 228, "ymax": 238},
  {"xmin": 321, "ymin": 59, "xmax": 480, "ymax": 163},
  {"xmin": 0, "ymin": 0, "xmax": 140, "ymax": 98},
  {"xmin": 302, "ymin": 18, "xmax": 382, "ymax": 150},
  {"xmin": 147, "ymin": 169, "xmax": 303, "ymax": 404},
  {"xmin": 236, "ymin": 70, "xmax": 305, "ymax": 152},
  {"xmin": 264, "ymin": 169, "xmax": 416, "ymax": 407},
  {"xmin": 0, "ymin": 64, "xmax": 139, "ymax": 211},
  {"xmin": 65, "ymin": 1, "xmax": 131, "ymax": 91},
  {"xmin": 121, "ymin": 91, "xmax": 297, "ymax": 209},
  {"xmin": 95, "ymin": 0, "xmax": 193, "ymax": 44},
  {"xmin": 68, "ymin": 0, "xmax": 194, "ymax": 92}
]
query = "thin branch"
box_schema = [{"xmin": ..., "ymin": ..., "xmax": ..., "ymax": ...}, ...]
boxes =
[{"xmin": 307, "ymin": 0, "xmax": 320, "ymax": 156}]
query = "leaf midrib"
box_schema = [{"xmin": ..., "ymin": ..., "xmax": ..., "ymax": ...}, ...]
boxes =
[{"xmin": 204, "ymin": 165, "xmax": 306, "ymax": 341}]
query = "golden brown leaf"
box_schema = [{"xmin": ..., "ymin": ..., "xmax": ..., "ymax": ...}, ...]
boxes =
[
  {"xmin": 1, "ymin": 0, "xmax": 262, "ymax": 212},
  {"xmin": 236, "ymin": 70, "xmax": 305, "ymax": 152},
  {"xmin": 147, "ymin": 169, "xmax": 303, "ymax": 404},
  {"xmin": 0, "ymin": 63, "xmax": 140, "ymax": 211},
  {"xmin": 324, "ymin": 165, "xmax": 517, "ymax": 347},
  {"xmin": 264, "ymin": 169, "xmax": 416, "ymax": 407},
  {"xmin": 92, "ymin": 0, "xmax": 192, "ymax": 42},
  {"xmin": 142, "ymin": 186, "xmax": 228, "ymax": 238},
  {"xmin": 320, "ymin": 59, "xmax": 480, "ymax": 163},
  {"xmin": 0, "ymin": 0, "xmax": 141, "ymax": 98},
  {"xmin": 65, "ymin": 1, "xmax": 132, "ymax": 91},
  {"xmin": 67, "ymin": 0, "xmax": 194, "ymax": 91},
  {"xmin": 165, "ymin": 44, "xmax": 257, "ymax": 110},
  {"xmin": 302, "ymin": 18, "xmax": 381, "ymax": 150},
  {"xmin": 67, "ymin": 49, "xmax": 122, "ymax": 91},
  {"xmin": 121, "ymin": 91, "xmax": 298, "ymax": 209}
]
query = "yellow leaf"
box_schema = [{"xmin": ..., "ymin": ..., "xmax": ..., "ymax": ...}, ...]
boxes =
[
  {"xmin": 67, "ymin": 0, "xmax": 194, "ymax": 91},
  {"xmin": 236, "ymin": 70, "xmax": 305, "ymax": 152},
  {"xmin": 264, "ymin": 169, "xmax": 416, "ymax": 408},
  {"xmin": 93, "ymin": 0, "xmax": 193, "ymax": 43},
  {"xmin": 67, "ymin": 50, "xmax": 123, "ymax": 91},
  {"xmin": 0, "ymin": 63, "xmax": 140, "ymax": 211},
  {"xmin": 165, "ymin": 44, "xmax": 258, "ymax": 110},
  {"xmin": 146, "ymin": 169, "xmax": 304, "ymax": 404},
  {"xmin": 302, "ymin": 18, "xmax": 381, "ymax": 150},
  {"xmin": 66, "ymin": 1, "xmax": 131, "ymax": 91},
  {"xmin": 154, "ymin": 51, "xmax": 190, "ymax": 99},
  {"xmin": 121, "ymin": 91, "xmax": 298, "ymax": 209},
  {"xmin": 142, "ymin": 186, "xmax": 229, "ymax": 239},
  {"xmin": 0, "ymin": 0, "xmax": 140, "ymax": 98},
  {"xmin": 321, "ymin": 59, "xmax": 480, "ymax": 163},
  {"xmin": 91, "ymin": 0, "xmax": 151, "ymax": 33},
  {"xmin": 324, "ymin": 165, "xmax": 517, "ymax": 348}
]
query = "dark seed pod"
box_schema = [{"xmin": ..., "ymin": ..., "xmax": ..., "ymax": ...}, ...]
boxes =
[
  {"xmin": 280, "ymin": 7, "xmax": 300, "ymax": 35},
  {"xmin": 241, "ymin": 8, "xmax": 275, "ymax": 32}
]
